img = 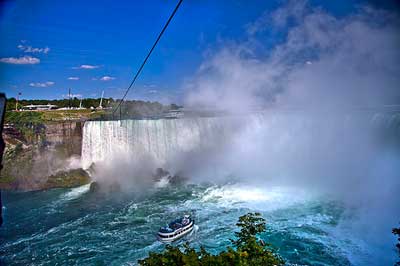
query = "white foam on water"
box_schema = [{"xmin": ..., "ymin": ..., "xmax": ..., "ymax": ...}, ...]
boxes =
[
  {"xmin": 197, "ymin": 184, "xmax": 313, "ymax": 212},
  {"xmin": 154, "ymin": 176, "xmax": 170, "ymax": 189},
  {"xmin": 60, "ymin": 183, "xmax": 91, "ymax": 201}
]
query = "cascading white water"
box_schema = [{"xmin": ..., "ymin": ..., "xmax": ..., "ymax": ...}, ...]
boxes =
[{"xmin": 81, "ymin": 117, "xmax": 237, "ymax": 169}]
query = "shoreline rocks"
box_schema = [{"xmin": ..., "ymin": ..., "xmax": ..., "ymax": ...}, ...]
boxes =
[{"xmin": 0, "ymin": 168, "xmax": 91, "ymax": 191}]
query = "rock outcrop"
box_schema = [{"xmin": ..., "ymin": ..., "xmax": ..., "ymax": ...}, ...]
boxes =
[{"xmin": 0, "ymin": 121, "xmax": 89, "ymax": 191}]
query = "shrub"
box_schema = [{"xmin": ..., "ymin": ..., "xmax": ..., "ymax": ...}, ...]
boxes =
[{"xmin": 393, "ymin": 224, "xmax": 400, "ymax": 266}]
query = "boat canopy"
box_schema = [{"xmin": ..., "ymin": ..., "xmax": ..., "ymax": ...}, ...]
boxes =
[{"xmin": 159, "ymin": 216, "xmax": 192, "ymax": 233}]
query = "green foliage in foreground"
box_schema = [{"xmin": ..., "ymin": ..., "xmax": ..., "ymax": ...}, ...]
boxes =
[
  {"xmin": 138, "ymin": 213, "xmax": 285, "ymax": 266},
  {"xmin": 394, "ymin": 224, "xmax": 400, "ymax": 266}
]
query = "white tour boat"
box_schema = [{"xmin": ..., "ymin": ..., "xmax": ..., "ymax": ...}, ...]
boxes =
[{"xmin": 157, "ymin": 215, "xmax": 194, "ymax": 242}]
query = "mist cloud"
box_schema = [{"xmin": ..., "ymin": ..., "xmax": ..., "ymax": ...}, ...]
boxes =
[
  {"xmin": 181, "ymin": 2, "xmax": 400, "ymax": 264},
  {"xmin": 184, "ymin": 1, "xmax": 400, "ymax": 111}
]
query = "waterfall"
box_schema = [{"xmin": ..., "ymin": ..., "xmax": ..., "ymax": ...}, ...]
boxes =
[
  {"xmin": 81, "ymin": 117, "xmax": 235, "ymax": 169},
  {"xmin": 81, "ymin": 112, "xmax": 400, "ymax": 171}
]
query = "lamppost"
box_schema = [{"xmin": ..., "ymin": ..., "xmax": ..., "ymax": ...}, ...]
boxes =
[{"xmin": 16, "ymin": 92, "xmax": 21, "ymax": 111}]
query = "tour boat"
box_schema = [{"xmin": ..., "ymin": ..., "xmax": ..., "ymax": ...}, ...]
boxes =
[{"xmin": 157, "ymin": 215, "xmax": 194, "ymax": 242}]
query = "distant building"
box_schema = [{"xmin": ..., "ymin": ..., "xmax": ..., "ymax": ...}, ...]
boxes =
[
  {"xmin": 23, "ymin": 104, "xmax": 58, "ymax": 110},
  {"xmin": 163, "ymin": 108, "xmax": 184, "ymax": 119}
]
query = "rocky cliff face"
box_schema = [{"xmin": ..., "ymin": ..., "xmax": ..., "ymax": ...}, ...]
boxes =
[
  {"xmin": 0, "ymin": 121, "xmax": 89, "ymax": 191},
  {"xmin": 44, "ymin": 121, "xmax": 83, "ymax": 156}
]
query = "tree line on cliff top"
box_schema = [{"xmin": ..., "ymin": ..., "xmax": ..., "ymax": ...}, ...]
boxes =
[{"xmin": 6, "ymin": 97, "xmax": 180, "ymax": 112}]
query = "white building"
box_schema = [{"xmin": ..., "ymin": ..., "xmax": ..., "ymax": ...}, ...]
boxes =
[{"xmin": 23, "ymin": 104, "xmax": 58, "ymax": 110}]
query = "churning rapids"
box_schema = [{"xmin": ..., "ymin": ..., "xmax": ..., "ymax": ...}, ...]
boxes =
[{"xmin": 1, "ymin": 111, "xmax": 400, "ymax": 265}]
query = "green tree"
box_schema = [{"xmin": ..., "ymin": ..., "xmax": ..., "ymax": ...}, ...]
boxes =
[
  {"xmin": 230, "ymin": 212, "xmax": 266, "ymax": 248},
  {"xmin": 228, "ymin": 212, "xmax": 284, "ymax": 265}
]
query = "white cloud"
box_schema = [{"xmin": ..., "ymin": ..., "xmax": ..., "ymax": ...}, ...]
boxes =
[
  {"xmin": 72, "ymin": 64, "xmax": 100, "ymax": 69},
  {"xmin": 271, "ymin": 0, "xmax": 308, "ymax": 28},
  {"xmin": 144, "ymin": 84, "xmax": 157, "ymax": 88},
  {"xmin": 185, "ymin": 2, "xmax": 400, "ymax": 110},
  {"xmin": 100, "ymin": 76, "xmax": 115, "ymax": 81},
  {"xmin": 0, "ymin": 56, "xmax": 40, "ymax": 65},
  {"xmin": 29, "ymin": 81, "xmax": 55, "ymax": 87},
  {"xmin": 247, "ymin": 0, "xmax": 308, "ymax": 35},
  {"xmin": 68, "ymin": 77, "xmax": 80, "ymax": 80},
  {"xmin": 17, "ymin": 44, "xmax": 50, "ymax": 54}
]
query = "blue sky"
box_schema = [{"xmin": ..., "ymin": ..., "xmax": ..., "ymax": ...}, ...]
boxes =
[{"xmin": 0, "ymin": 0, "xmax": 398, "ymax": 103}]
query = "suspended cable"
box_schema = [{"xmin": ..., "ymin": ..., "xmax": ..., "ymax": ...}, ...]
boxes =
[{"xmin": 112, "ymin": 0, "xmax": 184, "ymax": 118}]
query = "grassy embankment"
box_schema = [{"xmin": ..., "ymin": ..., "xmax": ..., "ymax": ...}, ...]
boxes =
[
  {"xmin": 5, "ymin": 109, "xmax": 106, "ymax": 140},
  {"xmin": 6, "ymin": 109, "xmax": 106, "ymax": 123}
]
